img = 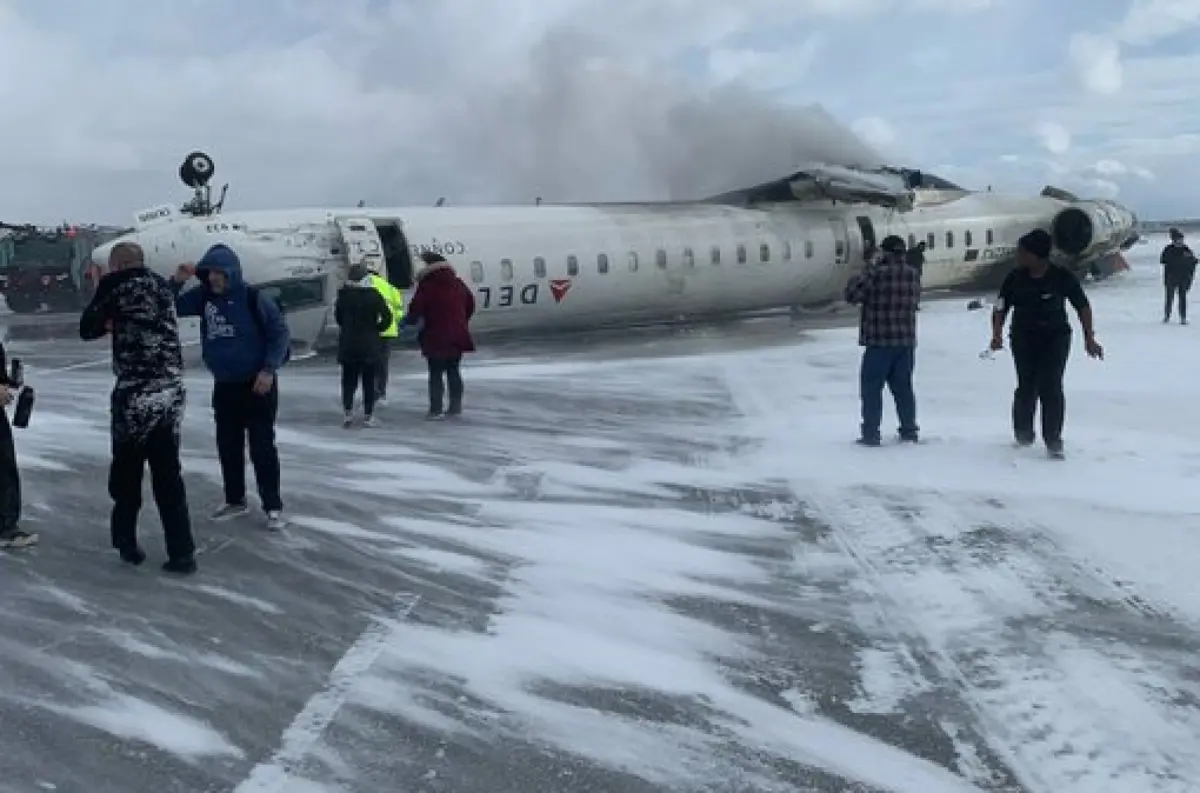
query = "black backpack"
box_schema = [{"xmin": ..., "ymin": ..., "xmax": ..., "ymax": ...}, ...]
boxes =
[{"xmin": 200, "ymin": 286, "xmax": 291, "ymax": 365}]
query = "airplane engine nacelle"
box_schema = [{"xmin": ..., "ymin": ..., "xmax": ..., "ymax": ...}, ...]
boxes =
[{"xmin": 1051, "ymin": 200, "xmax": 1136, "ymax": 259}]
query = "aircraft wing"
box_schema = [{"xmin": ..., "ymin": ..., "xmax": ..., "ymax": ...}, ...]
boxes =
[{"xmin": 706, "ymin": 164, "xmax": 916, "ymax": 211}]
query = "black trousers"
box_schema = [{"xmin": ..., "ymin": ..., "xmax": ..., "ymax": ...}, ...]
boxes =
[
  {"xmin": 109, "ymin": 419, "xmax": 195, "ymax": 560},
  {"xmin": 341, "ymin": 361, "xmax": 378, "ymax": 414},
  {"xmin": 376, "ymin": 338, "xmax": 393, "ymax": 396},
  {"xmin": 213, "ymin": 380, "xmax": 282, "ymax": 512},
  {"xmin": 1010, "ymin": 332, "xmax": 1071, "ymax": 444},
  {"xmin": 427, "ymin": 356, "xmax": 463, "ymax": 414},
  {"xmin": 0, "ymin": 408, "xmax": 21, "ymax": 532},
  {"xmin": 1165, "ymin": 279, "xmax": 1191, "ymax": 320}
]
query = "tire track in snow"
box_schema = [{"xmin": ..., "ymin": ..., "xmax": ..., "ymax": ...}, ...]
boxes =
[
  {"xmin": 719, "ymin": 354, "xmax": 1200, "ymax": 793},
  {"xmin": 807, "ymin": 487, "xmax": 1200, "ymax": 793}
]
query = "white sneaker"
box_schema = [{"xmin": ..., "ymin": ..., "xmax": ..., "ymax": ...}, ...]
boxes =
[
  {"xmin": 342, "ymin": 411, "xmax": 353, "ymax": 429},
  {"xmin": 363, "ymin": 415, "xmax": 378, "ymax": 427},
  {"xmin": 265, "ymin": 511, "xmax": 285, "ymax": 531},
  {"xmin": 376, "ymin": 396, "xmax": 388, "ymax": 407}
]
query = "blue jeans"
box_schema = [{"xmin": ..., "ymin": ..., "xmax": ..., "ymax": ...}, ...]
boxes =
[{"xmin": 859, "ymin": 346, "xmax": 918, "ymax": 441}]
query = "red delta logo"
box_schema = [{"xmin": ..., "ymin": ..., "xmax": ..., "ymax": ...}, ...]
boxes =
[{"xmin": 549, "ymin": 279, "xmax": 572, "ymax": 303}]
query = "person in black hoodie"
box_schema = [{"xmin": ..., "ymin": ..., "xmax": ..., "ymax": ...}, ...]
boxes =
[
  {"xmin": 335, "ymin": 264, "xmax": 393, "ymax": 428},
  {"xmin": 1160, "ymin": 228, "xmax": 1197, "ymax": 324},
  {"xmin": 80, "ymin": 242, "xmax": 196, "ymax": 574},
  {"xmin": 0, "ymin": 342, "xmax": 33, "ymax": 549}
]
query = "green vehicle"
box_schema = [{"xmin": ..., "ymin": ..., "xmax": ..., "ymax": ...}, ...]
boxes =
[{"xmin": 0, "ymin": 223, "xmax": 128, "ymax": 313}]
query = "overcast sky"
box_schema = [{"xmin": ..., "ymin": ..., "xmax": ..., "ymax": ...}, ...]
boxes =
[{"xmin": 0, "ymin": 0, "xmax": 1194, "ymax": 225}]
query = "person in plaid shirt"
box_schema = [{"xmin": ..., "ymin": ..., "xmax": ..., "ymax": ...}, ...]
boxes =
[{"xmin": 844, "ymin": 234, "xmax": 921, "ymax": 445}]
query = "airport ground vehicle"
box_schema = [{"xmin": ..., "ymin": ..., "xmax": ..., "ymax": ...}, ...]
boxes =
[{"xmin": 0, "ymin": 223, "xmax": 128, "ymax": 313}]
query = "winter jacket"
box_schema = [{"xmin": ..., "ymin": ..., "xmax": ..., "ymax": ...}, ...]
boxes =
[
  {"xmin": 402, "ymin": 262, "xmax": 475, "ymax": 359},
  {"xmin": 334, "ymin": 278, "xmax": 393, "ymax": 365},
  {"xmin": 369, "ymin": 274, "xmax": 404, "ymax": 338},
  {"xmin": 844, "ymin": 258, "xmax": 921, "ymax": 347},
  {"xmin": 1161, "ymin": 243, "xmax": 1197, "ymax": 288},
  {"xmin": 172, "ymin": 244, "xmax": 291, "ymax": 382},
  {"xmin": 79, "ymin": 267, "xmax": 186, "ymax": 444}
]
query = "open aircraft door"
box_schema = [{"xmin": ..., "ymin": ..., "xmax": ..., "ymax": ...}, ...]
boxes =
[{"xmin": 333, "ymin": 216, "xmax": 385, "ymax": 276}]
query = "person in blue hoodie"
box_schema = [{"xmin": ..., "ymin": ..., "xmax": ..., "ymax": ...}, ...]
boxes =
[{"xmin": 170, "ymin": 244, "xmax": 291, "ymax": 531}]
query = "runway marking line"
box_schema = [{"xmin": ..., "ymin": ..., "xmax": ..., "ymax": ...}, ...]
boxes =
[{"xmin": 231, "ymin": 592, "xmax": 422, "ymax": 792}]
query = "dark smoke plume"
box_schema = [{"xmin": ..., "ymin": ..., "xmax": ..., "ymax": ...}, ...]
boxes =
[{"xmin": 395, "ymin": 27, "xmax": 887, "ymax": 206}]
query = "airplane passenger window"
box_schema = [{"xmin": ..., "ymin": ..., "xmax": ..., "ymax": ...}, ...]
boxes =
[
  {"xmin": 964, "ymin": 230, "xmax": 973, "ymax": 247},
  {"xmin": 736, "ymin": 244, "xmax": 747, "ymax": 264},
  {"xmin": 782, "ymin": 241, "xmax": 791, "ymax": 261},
  {"xmin": 533, "ymin": 256, "xmax": 546, "ymax": 278},
  {"xmin": 683, "ymin": 247, "xmax": 695, "ymax": 267},
  {"xmin": 927, "ymin": 232, "xmax": 935, "ymax": 250},
  {"xmin": 656, "ymin": 249, "xmax": 667, "ymax": 268},
  {"xmin": 945, "ymin": 231, "xmax": 954, "ymax": 248},
  {"xmin": 710, "ymin": 246, "xmax": 721, "ymax": 265},
  {"xmin": 805, "ymin": 240, "xmax": 813, "ymax": 259},
  {"xmin": 627, "ymin": 251, "xmax": 639, "ymax": 271},
  {"xmin": 500, "ymin": 258, "xmax": 514, "ymax": 281},
  {"xmin": 470, "ymin": 261, "xmax": 484, "ymax": 283},
  {"xmin": 567, "ymin": 254, "xmax": 579, "ymax": 276},
  {"xmin": 759, "ymin": 243, "xmax": 770, "ymax": 263},
  {"xmin": 597, "ymin": 253, "xmax": 609, "ymax": 273},
  {"xmin": 986, "ymin": 229, "xmax": 994, "ymax": 245},
  {"xmin": 835, "ymin": 241, "xmax": 845, "ymax": 257}
]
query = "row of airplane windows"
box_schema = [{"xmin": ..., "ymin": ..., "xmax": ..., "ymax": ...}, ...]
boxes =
[{"xmin": 465, "ymin": 227, "xmax": 998, "ymax": 284}]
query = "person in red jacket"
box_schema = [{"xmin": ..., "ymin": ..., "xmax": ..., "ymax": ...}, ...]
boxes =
[{"xmin": 402, "ymin": 252, "xmax": 476, "ymax": 419}]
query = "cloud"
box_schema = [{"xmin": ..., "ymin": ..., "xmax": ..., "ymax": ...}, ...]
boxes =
[
  {"xmin": 1034, "ymin": 121, "xmax": 1073, "ymax": 155},
  {"xmin": 0, "ymin": 0, "xmax": 1193, "ymax": 224},
  {"xmin": 1068, "ymin": 33, "xmax": 1124, "ymax": 94}
]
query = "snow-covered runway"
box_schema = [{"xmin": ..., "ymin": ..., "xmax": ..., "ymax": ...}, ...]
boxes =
[{"xmin": 0, "ymin": 237, "xmax": 1197, "ymax": 792}]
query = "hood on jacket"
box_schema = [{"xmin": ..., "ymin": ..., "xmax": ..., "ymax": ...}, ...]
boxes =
[
  {"xmin": 416, "ymin": 261, "xmax": 456, "ymax": 284},
  {"xmin": 196, "ymin": 244, "xmax": 246, "ymax": 293}
]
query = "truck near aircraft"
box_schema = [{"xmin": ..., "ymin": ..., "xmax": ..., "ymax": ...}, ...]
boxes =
[{"xmin": 0, "ymin": 222, "xmax": 129, "ymax": 313}]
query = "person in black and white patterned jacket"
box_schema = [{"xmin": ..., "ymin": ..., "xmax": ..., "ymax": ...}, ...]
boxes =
[{"xmin": 80, "ymin": 242, "xmax": 197, "ymax": 574}]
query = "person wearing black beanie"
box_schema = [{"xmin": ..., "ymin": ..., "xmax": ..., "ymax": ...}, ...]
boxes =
[{"xmin": 989, "ymin": 229, "xmax": 1104, "ymax": 458}]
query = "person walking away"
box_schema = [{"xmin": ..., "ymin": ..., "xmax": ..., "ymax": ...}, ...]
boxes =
[
  {"xmin": 906, "ymin": 240, "xmax": 927, "ymax": 310},
  {"xmin": 990, "ymin": 229, "xmax": 1104, "ymax": 459},
  {"xmin": 905, "ymin": 240, "xmax": 926, "ymax": 278},
  {"xmin": 80, "ymin": 242, "xmax": 195, "ymax": 572},
  {"xmin": 368, "ymin": 269, "xmax": 404, "ymax": 405},
  {"xmin": 844, "ymin": 235, "xmax": 921, "ymax": 446},
  {"xmin": 1160, "ymin": 228, "xmax": 1196, "ymax": 324},
  {"xmin": 402, "ymin": 252, "xmax": 475, "ymax": 419},
  {"xmin": 336, "ymin": 264, "xmax": 393, "ymax": 427},
  {"xmin": 0, "ymin": 342, "xmax": 33, "ymax": 549},
  {"xmin": 171, "ymin": 244, "xmax": 291, "ymax": 531}
]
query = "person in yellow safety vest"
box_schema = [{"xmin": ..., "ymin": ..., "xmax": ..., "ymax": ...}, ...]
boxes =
[{"xmin": 369, "ymin": 273, "xmax": 404, "ymax": 405}]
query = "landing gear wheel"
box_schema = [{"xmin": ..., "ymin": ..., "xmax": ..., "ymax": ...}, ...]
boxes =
[{"xmin": 179, "ymin": 152, "xmax": 215, "ymax": 188}]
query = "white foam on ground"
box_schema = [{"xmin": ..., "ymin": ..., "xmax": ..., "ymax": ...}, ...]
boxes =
[
  {"xmin": 716, "ymin": 238, "xmax": 1200, "ymax": 792},
  {"xmin": 51, "ymin": 695, "xmax": 244, "ymax": 760},
  {"xmin": 177, "ymin": 584, "xmax": 284, "ymax": 616},
  {"xmin": 345, "ymin": 498, "xmax": 988, "ymax": 792}
]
